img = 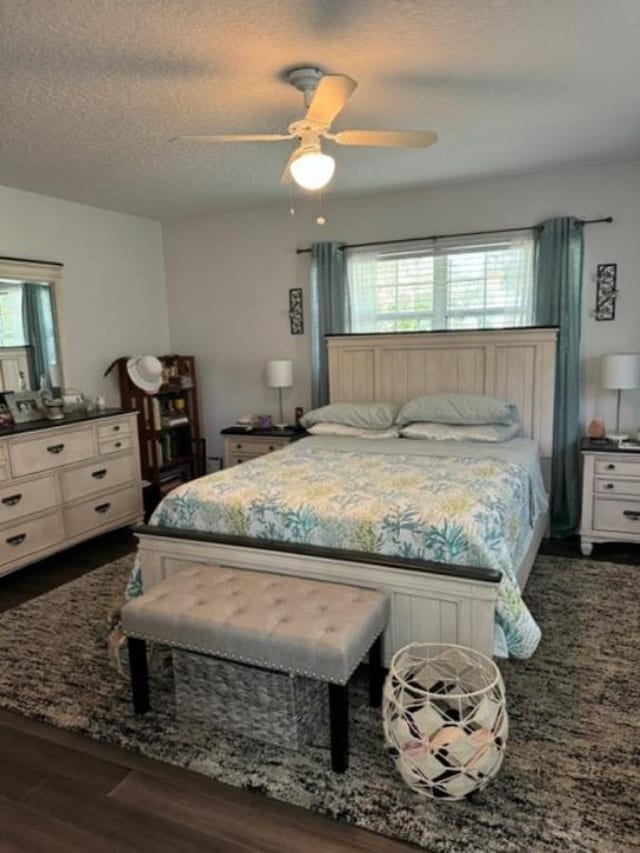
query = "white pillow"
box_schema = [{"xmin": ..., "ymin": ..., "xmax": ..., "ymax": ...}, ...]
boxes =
[
  {"xmin": 400, "ymin": 421, "xmax": 520, "ymax": 442},
  {"xmin": 308, "ymin": 422, "xmax": 400, "ymax": 439}
]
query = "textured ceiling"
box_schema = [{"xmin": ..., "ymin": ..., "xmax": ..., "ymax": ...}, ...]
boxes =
[{"xmin": 3, "ymin": 0, "xmax": 640, "ymax": 219}]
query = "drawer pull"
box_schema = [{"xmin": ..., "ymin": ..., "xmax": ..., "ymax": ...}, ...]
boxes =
[
  {"xmin": 604, "ymin": 483, "xmax": 614, "ymax": 490},
  {"xmin": 94, "ymin": 502, "xmax": 111, "ymax": 514},
  {"xmin": 606, "ymin": 463, "xmax": 616, "ymax": 470},
  {"xmin": 623, "ymin": 510, "xmax": 640, "ymax": 521},
  {"xmin": 47, "ymin": 443, "xmax": 65, "ymax": 454},
  {"xmin": 113, "ymin": 425, "xmax": 121, "ymax": 432},
  {"xmin": 1, "ymin": 493, "xmax": 22, "ymax": 506},
  {"xmin": 236, "ymin": 443, "xmax": 242, "ymax": 449},
  {"xmin": 6, "ymin": 533, "xmax": 26, "ymax": 546},
  {"xmin": 115, "ymin": 442, "xmax": 122, "ymax": 448},
  {"xmin": 268, "ymin": 445, "xmax": 275, "ymax": 451},
  {"xmin": 91, "ymin": 469, "xmax": 107, "ymax": 480}
]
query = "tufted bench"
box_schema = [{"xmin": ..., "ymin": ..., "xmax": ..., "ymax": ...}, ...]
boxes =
[{"xmin": 121, "ymin": 563, "xmax": 389, "ymax": 772}]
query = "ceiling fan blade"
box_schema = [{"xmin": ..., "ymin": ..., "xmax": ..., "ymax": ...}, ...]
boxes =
[
  {"xmin": 306, "ymin": 74, "xmax": 357, "ymax": 126},
  {"xmin": 332, "ymin": 129, "xmax": 438, "ymax": 148},
  {"xmin": 279, "ymin": 148, "xmax": 299, "ymax": 184},
  {"xmin": 173, "ymin": 133, "xmax": 294, "ymax": 143}
]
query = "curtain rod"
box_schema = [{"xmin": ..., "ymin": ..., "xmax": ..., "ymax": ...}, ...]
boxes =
[
  {"xmin": 0, "ymin": 255, "xmax": 63, "ymax": 267},
  {"xmin": 295, "ymin": 216, "xmax": 613, "ymax": 255}
]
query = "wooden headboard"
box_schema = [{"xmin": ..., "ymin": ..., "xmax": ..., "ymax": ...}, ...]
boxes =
[{"xmin": 327, "ymin": 327, "xmax": 558, "ymax": 460}]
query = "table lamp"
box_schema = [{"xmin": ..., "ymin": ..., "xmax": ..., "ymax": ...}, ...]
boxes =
[
  {"xmin": 266, "ymin": 359, "xmax": 293, "ymax": 429},
  {"xmin": 600, "ymin": 353, "xmax": 640, "ymax": 439}
]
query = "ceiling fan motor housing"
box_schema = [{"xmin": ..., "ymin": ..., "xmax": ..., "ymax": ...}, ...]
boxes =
[{"xmin": 287, "ymin": 66, "xmax": 324, "ymax": 106}]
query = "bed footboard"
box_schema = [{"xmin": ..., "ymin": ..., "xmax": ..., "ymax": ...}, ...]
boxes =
[{"xmin": 135, "ymin": 528, "xmax": 500, "ymax": 663}]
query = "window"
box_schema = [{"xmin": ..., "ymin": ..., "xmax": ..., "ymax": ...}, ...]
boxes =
[
  {"xmin": 347, "ymin": 231, "xmax": 535, "ymax": 333},
  {"xmin": 0, "ymin": 282, "xmax": 26, "ymax": 346}
]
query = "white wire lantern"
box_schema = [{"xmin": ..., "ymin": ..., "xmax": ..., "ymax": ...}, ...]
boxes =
[{"xmin": 383, "ymin": 643, "xmax": 508, "ymax": 800}]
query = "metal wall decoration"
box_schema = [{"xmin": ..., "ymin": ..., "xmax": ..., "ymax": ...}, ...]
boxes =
[
  {"xmin": 595, "ymin": 263, "xmax": 618, "ymax": 321},
  {"xmin": 288, "ymin": 287, "xmax": 304, "ymax": 334}
]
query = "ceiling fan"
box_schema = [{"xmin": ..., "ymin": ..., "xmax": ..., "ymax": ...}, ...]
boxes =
[{"xmin": 175, "ymin": 67, "xmax": 438, "ymax": 191}]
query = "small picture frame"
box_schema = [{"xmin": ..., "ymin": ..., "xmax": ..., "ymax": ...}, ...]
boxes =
[
  {"xmin": 5, "ymin": 391, "xmax": 45, "ymax": 423},
  {"xmin": 0, "ymin": 396, "xmax": 13, "ymax": 429}
]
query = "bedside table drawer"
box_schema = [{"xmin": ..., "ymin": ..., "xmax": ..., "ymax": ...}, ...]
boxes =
[
  {"xmin": 593, "ymin": 497, "xmax": 640, "ymax": 534},
  {"xmin": 227, "ymin": 453, "xmax": 262, "ymax": 466},
  {"xmin": 595, "ymin": 478, "xmax": 640, "ymax": 497},
  {"xmin": 595, "ymin": 458, "xmax": 640, "ymax": 478},
  {"xmin": 228, "ymin": 437, "xmax": 288, "ymax": 455}
]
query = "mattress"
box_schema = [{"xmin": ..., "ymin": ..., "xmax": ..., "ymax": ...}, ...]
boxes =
[{"xmin": 129, "ymin": 436, "xmax": 548, "ymax": 658}]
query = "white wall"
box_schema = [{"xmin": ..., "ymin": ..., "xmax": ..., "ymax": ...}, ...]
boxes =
[
  {"xmin": 164, "ymin": 160, "xmax": 640, "ymax": 457},
  {"xmin": 0, "ymin": 185, "xmax": 169, "ymax": 403}
]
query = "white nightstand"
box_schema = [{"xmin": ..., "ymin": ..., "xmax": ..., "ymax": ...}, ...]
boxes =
[
  {"xmin": 221, "ymin": 427, "xmax": 305, "ymax": 468},
  {"xmin": 580, "ymin": 438, "xmax": 640, "ymax": 555}
]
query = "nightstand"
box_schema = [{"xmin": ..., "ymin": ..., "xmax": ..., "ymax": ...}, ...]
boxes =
[
  {"xmin": 579, "ymin": 437, "xmax": 640, "ymax": 555},
  {"xmin": 221, "ymin": 426, "xmax": 306, "ymax": 468}
]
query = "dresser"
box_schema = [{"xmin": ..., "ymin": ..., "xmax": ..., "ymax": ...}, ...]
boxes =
[
  {"xmin": 221, "ymin": 426, "xmax": 305, "ymax": 468},
  {"xmin": 0, "ymin": 409, "xmax": 143, "ymax": 578},
  {"xmin": 580, "ymin": 438, "xmax": 640, "ymax": 556}
]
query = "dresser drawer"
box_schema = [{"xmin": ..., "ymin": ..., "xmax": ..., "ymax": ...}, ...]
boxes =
[
  {"xmin": 592, "ymin": 497, "xmax": 640, "ymax": 535},
  {"xmin": 97, "ymin": 419, "xmax": 131, "ymax": 442},
  {"xmin": 99, "ymin": 435, "xmax": 132, "ymax": 456},
  {"xmin": 0, "ymin": 510, "xmax": 63, "ymax": 567},
  {"xmin": 64, "ymin": 483, "xmax": 141, "ymax": 539},
  {"xmin": 594, "ymin": 457, "xmax": 640, "ymax": 478},
  {"xmin": 0, "ymin": 474, "xmax": 57, "ymax": 524},
  {"xmin": 595, "ymin": 478, "xmax": 640, "ymax": 498},
  {"xmin": 61, "ymin": 454, "xmax": 137, "ymax": 502},
  {"xmin": 10, "ymin": 427, "xmax": 95, "ymax": 477}
]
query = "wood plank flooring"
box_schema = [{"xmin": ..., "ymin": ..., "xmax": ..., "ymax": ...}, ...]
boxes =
[{"xmin": 0, "ymin": 711, "xmax": 413, "ymax": 852}]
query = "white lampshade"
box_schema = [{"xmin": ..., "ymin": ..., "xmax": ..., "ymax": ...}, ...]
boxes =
[
  {"xmin": 266, "ymin": 359, "xmax": 293, "ymax": 389},
  {"xmin": 600, "ymin": 354, "xmax": 640, "ymax": 390},
  {"xmin": 289, "ymin": 150, "xmax": 335, "ymax": 191}
]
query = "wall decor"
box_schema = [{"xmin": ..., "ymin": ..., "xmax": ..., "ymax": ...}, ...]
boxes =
[
  {"xmin": 288, "ymin": 287, "xmax": 304, "ymax": 335},
  {"xmin": 595, "ymin": 263, "xmax": 617, "ymax": 321}
]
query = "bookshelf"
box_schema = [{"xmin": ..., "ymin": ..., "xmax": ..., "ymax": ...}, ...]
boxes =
[{"xmin": 116, "ymin": 355, "xmax": 202, "ymax": 508}]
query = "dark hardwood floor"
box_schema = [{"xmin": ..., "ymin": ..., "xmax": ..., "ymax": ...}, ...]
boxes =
[
  {"xmin": 0, "ymin": 531, "xmax": 413, "ymax": 852},
  {"xmin": 0, "ymin": 710, "xmax": 413, "ymax": 852}
]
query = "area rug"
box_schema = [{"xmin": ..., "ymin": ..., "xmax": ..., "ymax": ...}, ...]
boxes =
[{"xmin": 0, "ymin": 554, "xmax": 638, "ymax": 852}]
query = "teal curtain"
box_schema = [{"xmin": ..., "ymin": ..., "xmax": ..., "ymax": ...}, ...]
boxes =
[
  {"xmin": 534, "ymin": 217, "xmax": 584, "ymax": 537},
  {"xmin": 22, "ymin": 283, "xmax": 58, "ymax": 389},
  {"xmin": 310, "ymin": 242, "xmax": 349, "ymax": 407}
]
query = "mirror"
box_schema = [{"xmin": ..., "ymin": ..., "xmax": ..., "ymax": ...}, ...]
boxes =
[{"xmin": 0, "ymin": 272, "xmax": 61, "ymax": 393}]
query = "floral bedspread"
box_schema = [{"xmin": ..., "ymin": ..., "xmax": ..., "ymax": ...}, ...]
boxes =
[{"xmin": 129, "ymin": 439, "xmax": 544, "ymax": 658}]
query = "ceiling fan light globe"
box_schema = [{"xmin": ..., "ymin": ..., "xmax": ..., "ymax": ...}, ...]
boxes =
[{"xmin": 289, "ymin": 151, "xmax": 335, "ymax": 190}]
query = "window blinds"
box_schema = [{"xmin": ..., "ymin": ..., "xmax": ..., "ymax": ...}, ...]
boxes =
[{"xmin": 346, "ymin": 231, "xmax": 534, "ymax": 333}]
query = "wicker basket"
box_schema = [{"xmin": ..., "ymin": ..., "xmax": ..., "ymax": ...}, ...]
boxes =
[
  {"xmin": 383, "ymin": 643, "xmax": 508, "ymax": 800},
  {"xmin": 172, "ymin": 650, "xmax": 329, "ymax": 750}
]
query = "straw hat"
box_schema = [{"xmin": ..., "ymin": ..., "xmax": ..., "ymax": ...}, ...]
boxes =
[{"xmin": 126, "ymin": 355, "xmax": 163, "ymax": 394}]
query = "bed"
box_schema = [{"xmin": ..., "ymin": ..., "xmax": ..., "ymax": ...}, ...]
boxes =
[{"xmin": 134, "ymin": 327, "xmax": 557, "ymax": 662}]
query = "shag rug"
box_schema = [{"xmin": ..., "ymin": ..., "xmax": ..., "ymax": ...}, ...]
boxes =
[{"xmin": 0, "ymin": 553, "xmax": 638, "ymax": 852}]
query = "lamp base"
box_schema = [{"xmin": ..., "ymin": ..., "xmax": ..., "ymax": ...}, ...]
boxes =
[
  {"xmin": 274, "ymin": 422, "xmax": 288, "ymax": 431},
  {"xmin": 606, "ymin": 432, "xmax": 629, "ymax": 443}
]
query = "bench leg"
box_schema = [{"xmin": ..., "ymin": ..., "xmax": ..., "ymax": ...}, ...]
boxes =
[
  {"xmin": 328, "ymin": 682, "xmax": 349, "ymax": 773},
  {"xmin": 127, "ymin": 637, "xmax": 149, "ymax": 715},
  {"xmin": 369, "ymin": 634, "xmax": 384, "ymax": 708}
]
